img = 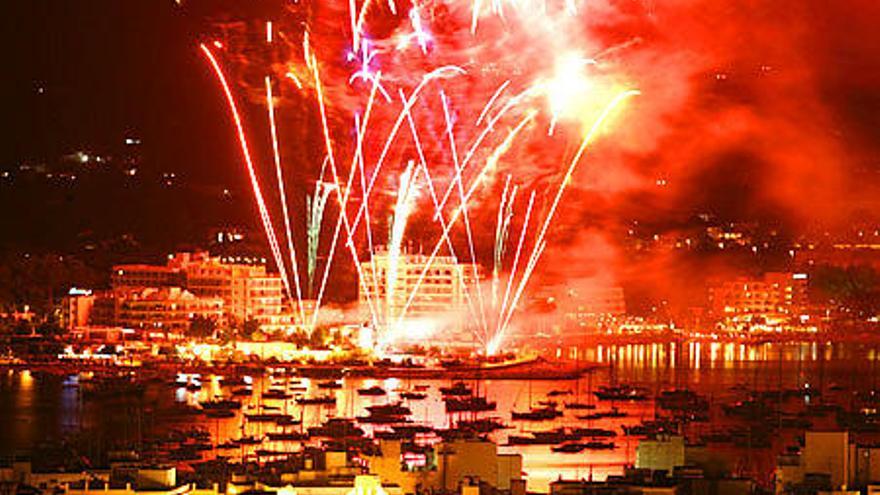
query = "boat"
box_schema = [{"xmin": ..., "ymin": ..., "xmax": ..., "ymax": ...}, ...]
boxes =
[
  {"xmin": 548, "ymin": 389, "xmax": 573, "ymax": 397},
  {"xmin": 297, "ymin": 395, "xmax": 337, "ymax": 406},
  {"xmin": 507, "ymin": 435, "xmax": 540, "ymax": 445},
  {"xmin": 552, "ymin": 443, "xmax": 586, "ymax": 453},
  {"xmin": 358, "ymin": 413, "xmax": 412, "ymax": 424},
  {"xmin": 507, "ymin": 428, "xmax": 578, "ymax": 445},
  {"xmin": 200, "ymin": 399, "xmax": 242, "ymax": 410},
  {"xmin": 445, "ymin": 396, "xmax": 497, "ymax": 412},
  {"xmin": 275, "ymin": 416, "xmax": 302, "ymax": 426},
  {"xmin": 308, "ymin": 418, "xmax": 364, "ymax": 438},
  {"xmin": 577, "ymin": 408, "xmax": 627, "ymax": 420},
  {"xmin": 657, "ymin": 389, "xmax": 709, "ymax": 412},
  {"xmin": 564, "ymin": 402, "xmax": 596, "ymax": 410},
  {"xmin": 583, "ymin": 441, "xmax": 615, "ymax": 450},
  {"xmin": 439, "ymin": 382, "xmax": 472, "ymax": 396},
  {"xmin": 318, "ymin": 381, "xmax": 343, "ymax": 389},
  {"xmin": 571, "ymin": 427, "xmax": 617, "ymax": 438},
  {"xmin": 266, "ymin": 431, "xmax": 308, "ymax": 441},
  {"xmin": 536, "ymin": 400, "xmax": 558, "ymax": 407},
  {"xmin": 231, "ymin": 388, "xmax": 253, "ymax": 396},
  {"xmin": 531, "ymin": 428, "xmax": 578, "ymax": 443},
  {"xmin": 358, "ymin": 386, "xmax": 386, "ymax": 396},
  {"xmin": 204, "ymin": 409, "xmax": 236, "ymax": 419},
  {"xmin": 233, "ymin": 435, "xmax": 263, "ymax": 446},
  {"xmin": 245, "ymin": 413, "xmax": 290, "ymax": 423},
  {"xmin": 401, "ymin": 391, "xmax": 428, "ymax": 400},
  {"xmin": 511, "ymin": 407, "xmax": 562, "ymax": 421},
  {"xmin": 457, "ymin": 418, "xmax": 508, "ymax": 433},
  {"xmin": 622, "ymin": 420, "xmax": 678, "ymax": 437},
  {"xmin": 263, "ymin": 390, "xmax": 292, "ymax": 400},
  {"xmin": 594, "ymin": 385, "xmax": 649, "ymax": 401},
  {"xmin": 366, "ymin": 402, "xmax": 411, "ymax": 416}
]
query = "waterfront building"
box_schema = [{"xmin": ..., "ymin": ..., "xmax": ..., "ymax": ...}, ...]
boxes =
[
  {"xmin": 67, "ymin": 252, "xmax": 294, "ymax": 333},
  {"xmin": 179, "ymin": 252, "xmax": 291, "ymax": 330},
  {"xmin": 111, "ymin": 262, "xmax": 184, "ymax": 289},
  {"xmin": 358, "ymin": 248, "xmax": 481, "ymax": 342},
  {"xmin": 114, "ymin": 287, "xmax": 224, "ymax": 333},
  {"xmin": 61, "ymin": 288, "xmax": 94, "ymax": 330},
  {"xmin": 554, "ymin": 285, "xmax": 627, "ymax": 333},
  {"xmin": 708, "ymin": 272, "xmax": 808, "ymax": 317}
]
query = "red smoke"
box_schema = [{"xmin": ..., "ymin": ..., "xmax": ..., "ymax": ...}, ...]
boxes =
[{"xmin": 192, "ymin": 0, "xmax": 880, "ymax": 314}]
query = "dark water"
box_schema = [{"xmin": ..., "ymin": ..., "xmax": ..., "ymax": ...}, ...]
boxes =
[{"xmin": 2, "ymin": 341, "xmax": 879, "ymax": 492}]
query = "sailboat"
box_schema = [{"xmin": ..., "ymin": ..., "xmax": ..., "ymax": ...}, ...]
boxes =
[{"xmin": 565, "ymin": 344, "xmax": 596, "ymax": 410}]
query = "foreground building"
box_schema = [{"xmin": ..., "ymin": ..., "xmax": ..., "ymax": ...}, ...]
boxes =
[
  {"xmin": 774, "ymin": 430, "xmax": 880, "ymax": 494},
  {"xmin": 366, "ymin": 437, "xmax": 522, "ymax": 494}
]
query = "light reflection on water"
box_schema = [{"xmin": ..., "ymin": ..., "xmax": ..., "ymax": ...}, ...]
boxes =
[{"xmin": 2, "ymin": 341, "xmax": 880, "ymax": 492}]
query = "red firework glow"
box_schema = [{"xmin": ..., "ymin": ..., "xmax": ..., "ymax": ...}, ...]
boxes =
[{"xmin": 194, "ymin": 0, "xmax": 649, "ymax": 352}]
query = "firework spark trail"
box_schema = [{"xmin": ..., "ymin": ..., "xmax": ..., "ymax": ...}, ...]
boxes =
[
  {"xmin": 348, "ymin": 40, "xmax": 392, "ymax": 102},
  {"xmin": 396, "ymin": 110, "xmax": 536, "ymax": 327},
  {"xmin": 434, "ymin": 86, "xmax": 536, "ymax": 219},
  {"xmin": 493, "ymin": 89, "xmax": 640, "ymax": 346},
  {"xmin": 352, "ymin": 0, "xmax": 398, "ymax": 53},
  {"xmin": 349, "ymin": 0, "xmax": 360, "ymax": 53},
  {"xmin": 492, "ymin": 177, "xmax": 511, "ymax": 309},
  {"xmin": 492, "ymin": 176, "xmax": 517, "ymax": 309},
  {"xmin": 494, "ymin": 188, "xmax": 535, "ymax": 351},
  {"xmin": 405, "ymin": 6, "xmax": 431, "ymax": 55},
  {"xmin": 310, "ymin": 62, "xmax": 382, "ymax": 330},
  {"xmin": 455, "ymin": 111, "xmax": 536, "ymax": 216},
  {"xmin": 399, "ymin": 90, "xmax": 485, "ymax": 345},
  {"xmin": 440, "ymin": 91, "xmax": 489, "ymax": 339},
  {"xmin": 386, "ymin": 160, "xmax": 420, "ymax": 331},
  {"xmin": 286, "ymin": 71, "xmax": 304, "ymax": 90},
  {"xmin": 307, "ymin": 181, "xmax": 335, "ymax": 298},
  {"xmin": 354, "ymin": 113, "xmax": 382, "ymax": 309},
  {"xmin": 401, "ymin": 88, "xmax": 636, "ymax": 344},
  {"xmin": 470, "ymin": 0, "xmax": 485, "ymax": 34},
  {"xmin": 476, "ymin": 80, "xmax": 510, "ymax": 127},
  {"xmin": 347, "ymin": 66, "xmax": 466, "ymax": 236},
  {"xmin": 200, "ymin": 44, "xmax": 294, "ymax": 304},
  {"xmin": 497, "ymin": 237, "xmax": 546, "ymax": 344},
  {"xmin": 266, "ymin": 76, "xmax": 306, "ymax": 325}
]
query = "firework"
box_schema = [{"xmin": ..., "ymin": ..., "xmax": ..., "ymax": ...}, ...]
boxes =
[
  {"xmin": 195, "ymin": 0, "xmax": 640, "ymax": 352},
  {"xmin": 306, "ymin": 181, "xmax": 336, "ymax": 298}
]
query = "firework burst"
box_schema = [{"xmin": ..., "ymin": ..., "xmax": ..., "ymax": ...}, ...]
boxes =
[{"xmin": 193, "ymin": 0, "xmax": 640, "ymax": 353}]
